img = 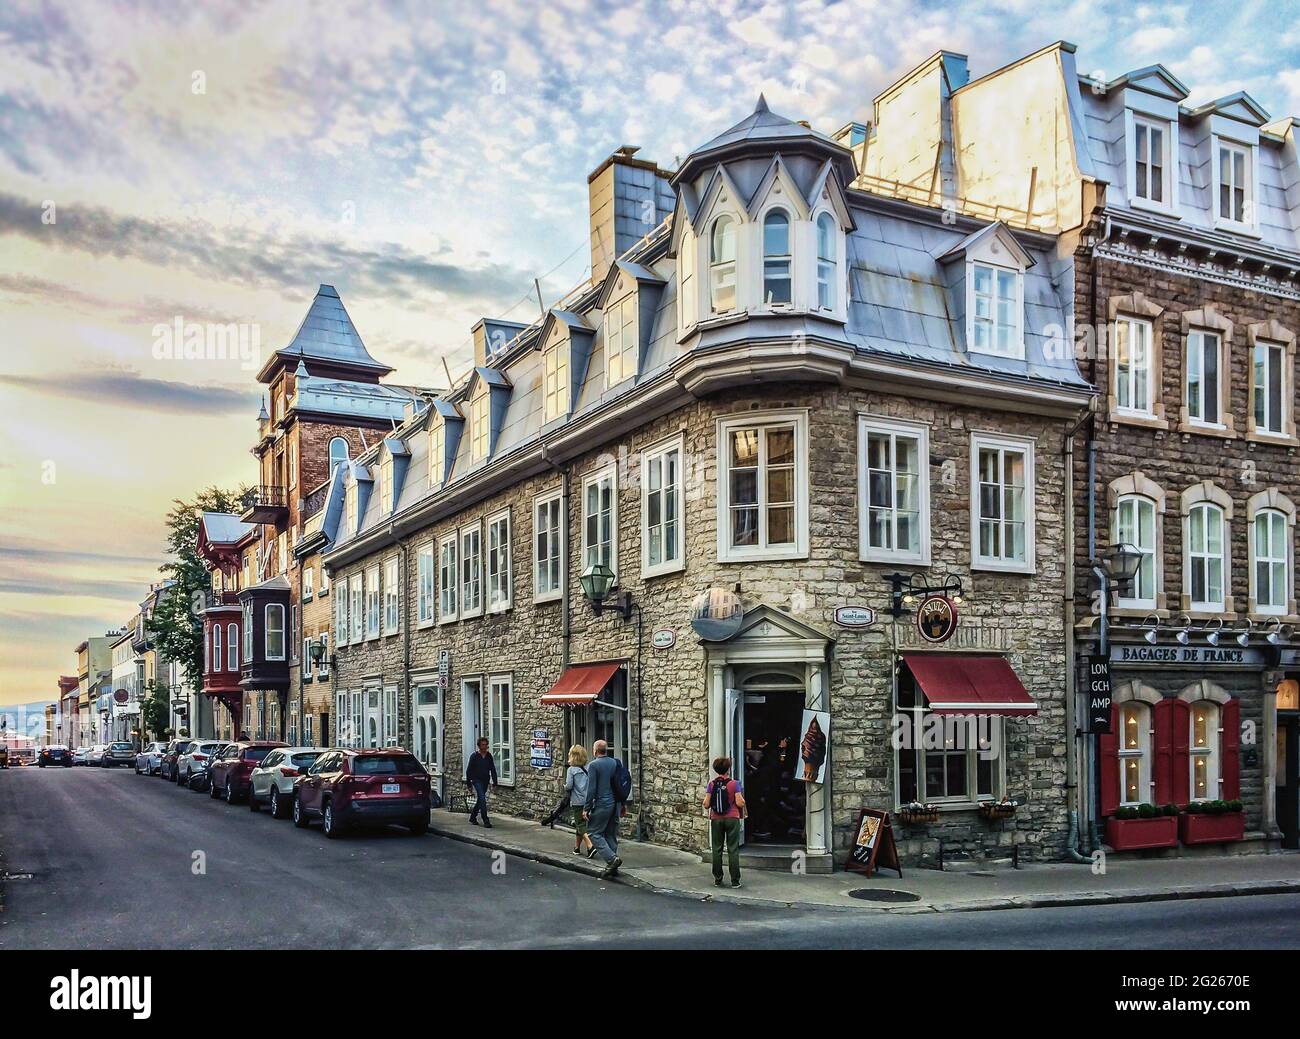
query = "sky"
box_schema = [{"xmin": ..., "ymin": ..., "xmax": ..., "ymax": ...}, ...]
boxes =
[{"xmin": 2, "ymin": 0, "xmax": 1299, "ymax": 706}]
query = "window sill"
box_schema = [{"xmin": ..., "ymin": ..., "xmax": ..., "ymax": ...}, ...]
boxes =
[
  {"xmin": 1127, "ymin": 197, "xmax": 1180, "ymax": 219},
  {"xmin": 1107, "ymin": 409, "xmax": 1169, "ymax": 432},
  {"xmin": 461, "ymin": 609, "xmax": 484, "ymax": 622},
  {"xmin": 486, "ymin": 603, "xmax": 513, "ymax": 616},
  {"xmin": 968, "ymin": 344, "xmax": 1027, "ymax": 362},
  {"xmin": 861, "ymin": 549, "xmax": 931, "ymax": 567},
  {"xmin": 533, "ymin": 591, "xmax": 563, "ymax": 605},
  {"xmin": 1177, "ymin": 420, "xmax": 1236, "ymax": 440},
  {"xmin": 1245, "ymin": 430, "xmax": 1299, "ymax": 448},
  {"xmin": 971, "ymin": 559, "xmax": 1035, "ymax": 576},
  {"xmin": 719, "ymin": 548, "xmax": 808, "ymax": 564},
  {"xmin": 438, "ymin": 617, "xmax": 457, "ymax": 627},
  {"xmin": 1213, "ymin": 218, "xmax": 1261, "ymax": 239},
  {"xmin": 642, "ymin": 560, "xmax": 686, "ymax": 581}
]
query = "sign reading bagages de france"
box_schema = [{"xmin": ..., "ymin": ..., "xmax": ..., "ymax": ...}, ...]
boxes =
[{"xmin": 1087, "ymin": 655, "xmax": 1112, "ymax": 732}]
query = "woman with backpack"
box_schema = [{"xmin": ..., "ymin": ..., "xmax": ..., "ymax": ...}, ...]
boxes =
[
  {"xmin": 703, "ymin": 756, "xmax": 747, "ymax": 888},
  {"xmin": 564, "ymin": 744, "xmax": 593, "ymax": 856}
]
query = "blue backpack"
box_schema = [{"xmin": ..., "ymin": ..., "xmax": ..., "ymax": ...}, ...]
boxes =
[{"xmin": 611, "ymin": 757, "xmax": 633, "ymax": 803}]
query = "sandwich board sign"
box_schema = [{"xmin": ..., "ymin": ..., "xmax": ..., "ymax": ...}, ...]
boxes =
[{"xmin": 844, "ymin": 808, "xmax": 902, "ymax": 878}]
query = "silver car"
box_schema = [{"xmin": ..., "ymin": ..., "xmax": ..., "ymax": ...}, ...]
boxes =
[
  {"xmin": 177, "ymin": 740, "xmax": 226, "ymax": 785},
  {"xmin": 86, "ymin": 744, "xmax": 108, "ymax": 766},
  {"xmin": 102, "ymin": 741, "xmax": 136, "ymax": 767},
  {"xmin": 249, "ymin": 747, "xmax": 324, "ymax": 818},
  {"xmin": 135, "ymin": 741, "xmax": 168, "ymax": 775}
]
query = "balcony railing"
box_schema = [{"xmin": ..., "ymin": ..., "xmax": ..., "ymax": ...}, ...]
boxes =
[{"xmin": 239, "ymin": 484, "xmax": 288, "ymax": 525}]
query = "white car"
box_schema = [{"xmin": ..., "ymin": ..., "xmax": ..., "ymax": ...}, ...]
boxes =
[
  {"xmin": 135, "ymin": 741, "xmax": 168, "ymax": 775},
  {"xmin": 249, "ymin": 747, "xmax": 324, "ymax": 818},
  {"xmin": 71, "ymin": 746, "xmax": 90, "ymax": 765},
  {"xmin": 177, "ymin": 740, "xmax": 226, "ymax": 786},
  {"xmin": 85, "ymin": 744, "xmax": 108, "ymax": 766}
]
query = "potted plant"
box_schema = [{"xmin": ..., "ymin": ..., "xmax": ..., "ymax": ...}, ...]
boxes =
[
  {"xmin": 978, "ymin": 798, "xmax": 1018, "ymax": 820},
  {"xmin": 897, "ymin": 801, "xmax": 940, "ymax": 824},
  {"xmin": 1179, "ymin": 799, "xmax": 1245, "ymax": 845},
  {"xmin": 1105, "ymin": 802, "xmax": 1179, "ymax": 851}
]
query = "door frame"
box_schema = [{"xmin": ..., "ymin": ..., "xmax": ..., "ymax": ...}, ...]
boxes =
[{"xmin": 461, "ymin": 677, "xmax": 483, "ymax": 778}]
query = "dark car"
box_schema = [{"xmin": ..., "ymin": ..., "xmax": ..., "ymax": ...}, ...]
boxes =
[
  {"xmin": 0, "ymin": 745, "xmax": 8, "ymax": 768},
  {"xmin": 293, "ymin": 748, "xmax": 431, "ymax": 838},
  {"xmin": 161, "ymin": 738, "xmax": 194, "ymax": 782},
  {"xmin": 39, "ymin": 745, "xmax": 72, "ymax": 767},
  {"xmin": 209, "ymin": 741, "xmax": 287, "ymax": 804}
]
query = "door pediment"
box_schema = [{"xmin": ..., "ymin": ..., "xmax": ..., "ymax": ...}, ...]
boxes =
[{"xmin": 711, "ymin": 603, "xmax": 833, "ymax": 663}]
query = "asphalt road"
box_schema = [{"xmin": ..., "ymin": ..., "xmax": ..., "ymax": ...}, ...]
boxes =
[{"xmin": 3, "ymin": 766, "xmax": 1300, "ymax": 950}]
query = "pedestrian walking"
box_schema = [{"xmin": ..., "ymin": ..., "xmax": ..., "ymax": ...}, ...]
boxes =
[
  {"xmin": 704, "ymin": 756, "xmax": 746, "ymax": 888},
  {"xmin": 564, "ymin": 744, "xmax": 593, "ymax": 856},
  {"xmin": 465, "ymin": 736, "xmax": 498, "ymax": 827},
  {"xmin": 583, "ymin": 739, "xmax": 631, "ymax": 878}
]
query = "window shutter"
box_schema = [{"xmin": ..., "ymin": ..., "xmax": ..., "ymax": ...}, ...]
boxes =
[
  {"xmin": 1170, "ymin": 698, "xmax": 1190, "ymax": 804},
  {"xmin": 1153, "ymin": 697, "xmax": 1174, "ymax": 804},
  {"xmin": 1220, "ymin": 698, "xmax": 1241, "ymax": 800},
  {"xmin": 1099, "ymin": 703, "xmax": 1119, "ymax": 817}
]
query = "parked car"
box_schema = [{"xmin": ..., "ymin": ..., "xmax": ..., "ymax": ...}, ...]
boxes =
[
  {"xmin": 134, "ymin": 742, "xmax": 167, "ymax": 775},
  {"xmin": 85, "ymin": 745, "xmax": 108, "ymax": 766},
  {"xmin": 177, "ymin": 740, "xmax": 225, "ymax": 786},
  {"xmin": 162, "ymin": 739, "xmax": 194, "ymax": 782},
  {"xmin": 71, "ymin": 746, "xmax": 90, "ymax": 765},
  {"xmin": 38, "ymin": 745, "xmax": 72, "ymax": 767},
  {"xmin": 101, "ymin": 741, "xmax": 136, "ymax": 768},
  {"xmin": 209, "ymin": 742, "xmax": 287, "ymax": 804},
  {"xmin": 249, "ymin": 747, "xmax": 324, "ymax": 818},
  {"xmin": 293, "ymin": 748, "xmax": 431, "ymax": 838},
  {"xmin": 0, "ymin": 745, "xmax": 7, "ymax": 768}
]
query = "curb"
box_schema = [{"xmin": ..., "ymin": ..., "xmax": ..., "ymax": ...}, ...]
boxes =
[{"xmin": 428, "ymin": 822, "xmax": 1300, "ymax": 915}]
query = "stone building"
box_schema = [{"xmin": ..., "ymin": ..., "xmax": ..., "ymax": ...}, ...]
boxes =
[
  {"xmin": 291, "ymin": 474, "xmax": 340, "ymax": 747},
  {"xmin": 864, "ymin": 41, "xmax": 1300, "ymax": 852},
  {"xmin": 324, "ymin": 97, "xmax": 1091, "ymax": 867}
]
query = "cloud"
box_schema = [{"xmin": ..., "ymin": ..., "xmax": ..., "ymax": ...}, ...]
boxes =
[{"xmin": 0, "ymin": 367, "xmax": 255, "ymax": 415}]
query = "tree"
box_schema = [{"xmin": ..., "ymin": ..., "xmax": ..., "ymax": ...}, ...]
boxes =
[
  {"xmin": 140, "ymin": 679, "xmax": 172, "ymax": 743},
  {"xmin": 146, "ymin": 486, "xmax": 246, "ymax": 696}
]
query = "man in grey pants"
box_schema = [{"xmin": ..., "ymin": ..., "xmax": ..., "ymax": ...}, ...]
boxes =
[{"xmin": 583, "ymin": 739, "xmax": 623, "ymax": 878}]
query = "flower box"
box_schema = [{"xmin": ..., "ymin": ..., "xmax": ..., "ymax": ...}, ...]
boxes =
[
  {"xmin": 898, "ymin": 809, "xmax": 940, "ymax": 825},
  {"xmin": 1179, "ymin": 811, "xmax": 1245, "ymax": 845},
  {"xmin": 978, "ymin": 802, "xmax": 1017, "ymax": 820},
  {"xmin": 1105, "ymin": 815, "xmax": 1178, "ymax": 851}
]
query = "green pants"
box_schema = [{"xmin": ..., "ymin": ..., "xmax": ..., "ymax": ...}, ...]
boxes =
[{"xmin": 710, "ymin": 817, "xmax": 742, "ymax": 882}]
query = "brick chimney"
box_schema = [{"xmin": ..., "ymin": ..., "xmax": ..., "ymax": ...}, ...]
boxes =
[{"xmin": 587, "ymin": 146, "xmax": 674, "ymax": 285}]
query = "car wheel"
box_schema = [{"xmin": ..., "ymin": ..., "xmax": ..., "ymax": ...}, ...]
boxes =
[
  {"xmin": 224, "ymin": 779, "xmax": 236, "ymax": 804},
  {"xmin": 293, "ymin": 794, "xmax": 310, "ymax": 828},
  {"xmin": 270, "ymin": 787, "xmax": 286, "ymax": 819},
  {"xmin": 208, "ymin": 777, "xmax": 221, "ymax": 799},
  {"xmin": 322, "ymin": 800, "xmax": 342, "ymax": 839}
]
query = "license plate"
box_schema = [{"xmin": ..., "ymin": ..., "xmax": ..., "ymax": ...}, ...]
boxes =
[{"xmin": 382, "ymin": 783, "xmax": 400, "ymax": 794}]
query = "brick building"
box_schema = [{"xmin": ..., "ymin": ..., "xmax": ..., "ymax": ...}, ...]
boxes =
[{"xmin": 322, "ymin": 97, "xmax": 1091, "ymax": 868}]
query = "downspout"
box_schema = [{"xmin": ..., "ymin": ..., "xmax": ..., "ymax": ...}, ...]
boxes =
[
  {"xmin": 1062, "ymin": 408, "xmax": 1092, "ymax": 863},
  {"xmin": 542, "ymin": 447, "xmax": 572, "ymax": 766}
]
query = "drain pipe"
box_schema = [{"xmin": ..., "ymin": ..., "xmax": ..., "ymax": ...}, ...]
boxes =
[{"xmin": 1062, "ymin": 409, "xmax": 1093, "ymax": 863}]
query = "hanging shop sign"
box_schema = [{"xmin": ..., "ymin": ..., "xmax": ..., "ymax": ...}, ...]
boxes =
[
  {"xmin": 834, "ymin": 605, "xmax": 876, "ymax": 628},
  {"xmin": 530, "ymin": 729, "xmax": 553, "ymax": 769},
  {"xmin": 844, "ymin": 808, "xmax": 903, "ymax": 878},
  {"xmin": 916, "ymin": 595, "xmax": 958, "ymax": 643},
  {"xmin": 1086, "ymin": 655, "xmax": 1112, "ymax": 733},
  {"xmin": 1110, "ymin": 644, "xmax": 1266, "ymax": 667},
  {"xmin": 113, "ymin": 689, "xmax": 129, "ymax": 704},
  {"xmin": 651, "ymin": 628, "xmax": 676, "ymax": 650}
]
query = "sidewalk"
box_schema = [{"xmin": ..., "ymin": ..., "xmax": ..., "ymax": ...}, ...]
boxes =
[{"xmin": 428, "ymin": 810, "xmax": 1300, "ymax": 914}]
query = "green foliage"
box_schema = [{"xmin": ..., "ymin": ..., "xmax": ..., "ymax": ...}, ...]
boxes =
[
  {"xmin": 140, "ymin": 680, "xmax": 171, "ymax": 743},
  {"xmin": 1136, "ymin": 802, "xmax": 1156, "ymax": 818}
]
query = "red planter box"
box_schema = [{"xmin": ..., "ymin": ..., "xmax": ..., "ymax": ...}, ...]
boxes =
[
  {"xmin": 1105, "ymin": 815, "xmax": 1179, "ymax": 851},
  {"xmin": 1179, "ymin": 812, "xmax": 1245, "ymax": 845}
]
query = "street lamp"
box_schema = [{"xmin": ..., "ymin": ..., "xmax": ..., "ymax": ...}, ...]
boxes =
[
  {"xmin": 308, "ymin": 638, "xmax": 332, "ymax": 674},
  {"xmin": 1100, "ymin": 542, "xmax": 1143, "ymax": 595},
  {"xmin": 579, "ymin": 563, "xmax": 632, "ymax": 620}
]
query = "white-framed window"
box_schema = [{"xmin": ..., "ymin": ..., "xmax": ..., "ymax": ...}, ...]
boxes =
[
  {"xmin": 471, "ymin": 389, "xmax": 489, "ymax": 460},
  {"xmin": 265, "ymin": 604, "xmax": 285, "ymax": 661},
  {"xmin": 1115, "ymin": 495, "xmax": 1158, "ymax": 609},
  {"xmin": 488, "ymin": 674, "xmax": 514, "ymax": 785},
  {"xmin": 244, "ymin": 699, "xmax": 252, "ymax": 738},
  {"xmin": 413, "ymin": 683, "xmax": 441, "ymax": 774},
  {"xmin": 315, "ymin": 632, "xmax": 328, "ymax": 680},
  {"xmin": 605, "ymin": 295, "xmax": 638, "ymax": 387},
  {"xmin": 429, "ymin": 421, "xmax": 445, "ymax": 486},
  {"xmin": 288, "ymin": 700, "xmax": 299, "ymax": 745},
  {"xmin": 642, "ymin": 437, "xmax": 683, "ymax": 577},
  {"xmin": 383, "ymin": 557, "xmax": 400, "ymax": 634},
  {"xmin": 709, "ymin": 215, "xmax": 737, "ymax": 314},
  {"xmin": 1115, "ymin": 316, "xmax": 1154, "ymax": 416},
  {"xmin": 319, "ymin": 567, "xmax": 329, "ymax": 596},
  {"xmin": 291, "ymin": 604, "xmax": 298, "ymax": 662},
  {"xmin": 487, "ymin": 510, "xmax": 512, "ymax": 612},
  {"xmin": 304, "ymin": 712, "xmax": 314, "ymax": 747},
  {"xmin": 1253, "ymin": 509, "xmax": 1288, "ymax": 615},
  {"xmin": 969, "ymin": 262, "xmax": 1022, "ymax": 358},
  {"xmin": 301, "ymin": 639, "xmax": 312, "ymax": 682},
  {"xmin": 1186, "ymin": 330, "xmax": 1223, "ymax": 426},
  {"xmin": 1118, "ymin": 700, "xmax": 1151, "ymax": 806},
  {"xmin": 328, "ymin": 436, "xmax": 349, "ymax": 474},
  {"xmin": 971, "ymin": 432, "xmax": 1033, "ymax": 571},
  {"xmin": 1216, "ymin": 141, "xmax": 1251, "ymax": 228},
  {"xmin": 335, "ymin": 580, "xmax": 348, "ymax": 647},
  {"xmin": 417, "ymin": 544, "xmax": 435, "ymax": 624},
  {"xmin": 438, "ymin": 534, "xmax": 458, "ymax": 622},
  {"xmin": 816, "ymin": 212, "xmax": 837, "ymax": 310},
  {"xmin": 582, "ymin": 466, "xmax": 617, "ymax": 575},
  {"xmin": 365, "ymin": 566, "xmax": 381, "ymax": 639},
  {"xmin": 761, "ymin": 208, "xmax": 792, "ymax": 305},
  {"xmin": 227, "ymin": 622, "xmax": 237, "ymax": 671},
  {"xmin": 349, "ymin": 573, "xmax": 364, "ymax": 643},
  {"xmin": 303, "ymin": 566, "xmax": 314, "ymax": 601},
  {"xmin": 718, "ymin": 411, "xmax": 808, "ymax": 561},
  {"xmin": 1190, "ymin": 701, "xmax": 1221, "ymax": 801},
  {"xmin": 1131, "ymin": 115, "xmax": 1171, "ymax": 207},
  {"xmin": 461, "ymin": 524, "xmax": 482, "ymax": 618},
  {"xmin": 895, "ymin": 668, "xmax": 1002, "ymax": 805},
  {"xmin": 1187, "ymin": 502, "xmax": 1226, "ymax": 611},
  {"xmin": 678, "ymin": 224, "xmax": 697, "ymax": 329},
  {"xmin": 534, "ymin": 491, "xmax": 563, "ymax": 602},
  {"xmin": 335, "ymin": 691, "xmax": 348, "ymax": 747},
  {"xmin": 345, "ymin": 480, "xmax": 358, "ymax": 536},
  {"xmin": 242, "ymin": 601, "xmax": 253, "ymax": 661},
  {"xmin": 1253, "ymin": 340, "xmax": 1285, "ymax": 435},
  {"xmin": 384, "ymin": 686, "xmax": 398, "ymax": 748},
  {"xmin": 212, "ymin": 623, "xmax": 222, "ymax": 672},
  {"xmin": 379, "ymin": 456, "xmax": 394, "ymax": 513},
  {"xmin": 544, "ymin": 341, "xmax": 568, "ymax": 421},
  {"xmin": 859, "ymin": 417, "xmax": 929, "ymax": 564}
]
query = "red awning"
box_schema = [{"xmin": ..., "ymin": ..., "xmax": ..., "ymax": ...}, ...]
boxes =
[
  {"xmin": 902, "ymin": 655, "xmax": 1038, "ymax": 716},
  {"xmin": 540, "ymin": 661, "xmax": 624, "ymax": 706}
]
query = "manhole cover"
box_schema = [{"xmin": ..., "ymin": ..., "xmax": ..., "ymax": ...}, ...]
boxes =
[{"xmin": 846, "ymin": 888, "xmax": 920, "ymax": 903}]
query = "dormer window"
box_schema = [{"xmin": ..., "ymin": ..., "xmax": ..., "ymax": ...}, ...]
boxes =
[
  {"xmin": 1216, "ymin": 140, "xmax": 1252, "ymax": 228},
  {"xmin": 329, "ymin": 436, "xmax": 349, "ymax": 475},
  {"xmin": 762, "ymin": 210, "xmax": 792, "ymax": 305},
  {"xmin": 543, "ymin": 341, "xmax": 568, "ymax": 421},
  {"xmin": 604, "ymin": 295, "xmax": 637, "ymax": 387},
  {"xmin": 345, "ymin": 479, "xmax": 358, "ymax": 536},
  {"xmin": 1128, "ymin": 114, "xmax": 1175, "ymax": 212},
  {"xmin": 429, "ymin": 422, "xmax": 444, "ymax": 486},
  {"xmin": 470, "ymin": 388, "xmax": 489, "ymax": 460},
  {"xmin": 816, "ymin": 213, "xmax": 837, "ymax": 310},
  {"xmin": 379, "ymin": 456, "xmax": 394, "ymax": 513},
  {"xmin": 969, "ymin": 262, "xmax": 1022, "ymax": 358},
  {"xmin": 709, "ymin": 216, "xmax": 737, "ymax": 313}
]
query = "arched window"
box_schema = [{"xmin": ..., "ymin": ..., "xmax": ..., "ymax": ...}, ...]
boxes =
[
  {"xmin": 762, "ymin": 209, "xmax": 792, "ymax": 305},
  {"xmin": 328, "ymin": 437, "xmax": 349, "ymax": 474},
  {"xmin": 1253, "ymin": 508, "xmax": 1288, "ymax": 614},
  {"xmin": 1189, "ymin": 700, "xmax": 1220, "ymax": 800},
  {"xmin": 1187, "ymin": 502, "xmax": 1225, "ymax": 610},
  {"xmin": 1118, "ymin": 701, "xmax": 1151, "ymax": 806},
  {"xmin": 1114, "ymin": 495, "xmax": 1157, "ymax": 608},
  {"xmin": 816, "ymin": 212, "xmax": 837, "ymax": 310},
  {"xmin": 709, "ymin": 216, "xmax": 737, "ymax": 313}
]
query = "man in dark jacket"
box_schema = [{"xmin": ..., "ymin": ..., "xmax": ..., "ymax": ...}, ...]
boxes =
[
  {"xmin": 465, "ymin": 737, "xmax": 498, "ymax": 827},
  {"xmin": 582, "ymin": 739, "xmax": 623, "ymax": 878}
]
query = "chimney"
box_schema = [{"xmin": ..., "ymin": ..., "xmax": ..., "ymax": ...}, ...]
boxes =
[{"xmin": 587, "ymin": 146, "xmax": 674, "ymax": 285}]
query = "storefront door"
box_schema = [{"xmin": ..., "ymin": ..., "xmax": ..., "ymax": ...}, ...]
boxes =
[
  {"xmin": 364, "ymin": 687, "xmax": 381, "ymax": 748},
  {"xmin": 461, "ymin": 678, "xmax": 482, "ymax": 772},
  {"xmin": 413, "ymin": 684, "xmax": 442, "ymax": 800},
  {"xmin": 1278, "ymin": 713, "xmax": 1299, "ymax": 850},
  {"xmin": 739, "ymin": 673, "xmax": 806, "ymax": 845}
]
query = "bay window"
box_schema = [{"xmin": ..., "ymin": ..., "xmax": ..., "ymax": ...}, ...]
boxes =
[
  {"xmin": 487, "ymin": 510, "xmax": 512, "ymax": 612},
  {"xmin": 762, "ymin": 209, "xmax": 792, "ymax": 305},
  {"xmin": 461, "ymin": 524, "xmax": 482, "ymax": 618},
  {"xmin": 265, "ymin": 604, "xmax": 285, "ymax": 661},
  {"xmin": 1114, "ymin": 495, "xmax": 1158, "ymax": 609},
  {"xmin": 582, "ymin": 466, "xmax": 617, "ymax": 573},
  {"xmin": 1253, "ymin": 509, "xmax": 1288, "ymax": 615},
  {"xmin": 1187, "ymin": 502, "xmax": 1225, "ymax": 611},
  {"xmin": 642, "ymin": 438, "xmax": 683, "ymax": 577},
  {"xmin": 859, "ymin": 418, "xmax": 928, "ymax": 564},
  {"xmin": 1115, "ymin": 316, "xmax": 1153, "ymax": 416},
  {"xmin": 212, "ymin": 623, "xmax": 222, "ymax": 672},
  {"xmin": 971, "ymin": 433, "xmax": 1033, "ymax": 571},
  {"xmin": 243, "ymin": 601, "xmax": 253, "ymax": 661},
  {"xmin": 709, "ymin": 215, "xmax": 736, "ymax": 313},
  {"xmin": 534, "ymin": 492, "xmax": 563, "ymax": 601},
  {"xmin": 227, "ymin": 622, "xmax": 237, "ymax": 671},
  {"xmin": 1186, "ymin": 330, "xmax": 1222, "ymax": 426},
  {"xmin": 718, "ymin": 411, "xmax": 808, "ymax": 560}
]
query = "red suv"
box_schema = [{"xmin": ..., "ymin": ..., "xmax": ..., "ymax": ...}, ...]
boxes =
[
  {"xmin": 292, "ymin": 748, "xmax": 431, "ymax": 838},
  {"xmin": 209, "ymin": 741, "xmax": 287, "ymax": 804}
]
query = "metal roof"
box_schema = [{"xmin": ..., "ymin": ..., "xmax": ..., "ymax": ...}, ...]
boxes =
[
  {"xmin": 263, "ymin": 284, "xmax": 393, "ymax": 379},
  {"xmin": 200, "ymin": 512, "xmax": 254, "ymax": 545}
]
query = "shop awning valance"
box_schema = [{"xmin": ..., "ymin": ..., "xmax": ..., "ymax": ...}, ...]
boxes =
[
  {"xmin": 540, "ymin": 661, "xmax": 624, "ymax": 706},
  {"xmin": 902, "ymin": 655, "xmax": 1038, "ymax": 716}
]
